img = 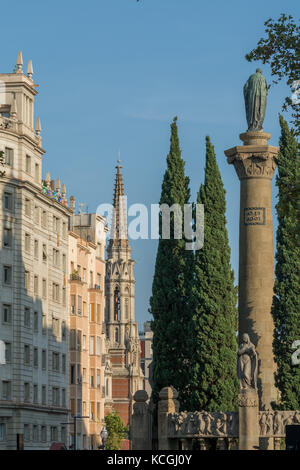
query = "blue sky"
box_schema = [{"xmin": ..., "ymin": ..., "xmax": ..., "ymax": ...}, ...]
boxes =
[{"xmin": 1, "ymin": 0, "xmax": 298, "ymax": 329}]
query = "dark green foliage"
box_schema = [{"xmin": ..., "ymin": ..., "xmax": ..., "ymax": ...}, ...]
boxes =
[
  {"xmin": 246, "ymin": 14, "xmax": 300, "ymax": 135},
  {"xmin": 149, "ymin": 117, "xmax": 194, "ymax": 410},
  {"xmin": 190, "ymin": 136, "xmax": 238, "ymax": 411},
  {"xmin": 272, "ymin": 115, "xmax": 300, "ymax": 410}
]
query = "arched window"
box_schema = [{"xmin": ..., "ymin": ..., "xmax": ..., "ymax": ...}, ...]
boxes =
[
  {"xmin": 115, "ymin": 328, "xmax": 119, "ymax": 343},
  {"xmin": 114, "ymin": 287, "xmax": 120, "ymax": 321}
]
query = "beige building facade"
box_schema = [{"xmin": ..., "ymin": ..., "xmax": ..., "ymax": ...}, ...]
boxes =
[
  {"xmin": 68, "ymin": 213, "xmax": 110, "ymax": 449},
  {"xmin": 0, "ymin": 52, "xmax": 72, "ymax": 449}
]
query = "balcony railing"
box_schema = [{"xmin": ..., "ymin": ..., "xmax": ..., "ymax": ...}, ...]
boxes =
[
  {"xmin": 70, "ymin": 273, "xmax": 81, "ymax": 281},
  {"xmin": 0, "ymin": 115, "xmax": 17, "ymax": 131}
]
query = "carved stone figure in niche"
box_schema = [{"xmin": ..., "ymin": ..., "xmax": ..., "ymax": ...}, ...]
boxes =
[
  {"xmin": 198, "ymin": 413, "xmax": 206, "ymax": 434},
  {"xmin": 273, "ymin": 411, "xmax": 284, "ymax": 436},
  {"xmin": 237, "ymin": 333, "xmax": 258, "ymax": 390},
  {"xmin": 259, "ymin": 412, "xmax": 267, "ymax": 436},
  {"xmin": 266, "ymin": 411, "xmax": 274, "ymax": 435},
  {"xmin": 203, "ymin": 412, "xmax": 213, "ymax": 435}
]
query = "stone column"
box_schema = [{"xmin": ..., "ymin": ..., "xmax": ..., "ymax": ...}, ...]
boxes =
[
  {"xmin": 132, "ymin": 390, "xmax": 152, "ymax": 450},
  {"xmin": 225, "ymin": 131, "xmax": 278, "ymax": 410},
  {"xmin": 238, "ymin": 388, "xmax": 259, "ymax": 450},
  {"xmin": 158, "ymin": 387, "xmax": 180, "ymax": 450}
]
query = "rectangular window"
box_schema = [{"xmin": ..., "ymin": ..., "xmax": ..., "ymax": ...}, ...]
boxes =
[
  {"xmin": 41, "ymin": 426, "xmax": 46, "ymax": 442},
  {"xmin": 90, "ymin": 369, "xmax": 95, "ymax": 388},
  {"xmin": 96, "ymin": 336, "xmax": 101, "ymax": 356},
  {"xmin": 24, "ymin": 345, "xmax": 30, "ymax": 365},
  {"xmin": 90, "ymin": 303, "xmax": 95, "ymax": 322},
  {"xmin": 70, "ymin": 330, "xmax": 76, "ymax": 350},
  {"xmin": 34, "ymin": 206, "xmax": 39, "ymax": 224},
  {"xmin": 42, "ymin": 278, "xmax": 47, "ymax": 298},
  {"xmin": 97, "ymin": 370, "xmax": 100, "ymax": 388},
  {"xmin": 24, "ymin": 270, "xmax": 30, "ymax": 290},
  {"xmin": 24, "ymin": 424, "xmax": 30, "ymax": 441},
  {"xmin": 53, "ymin": 352, "xmax": 59, "ymax": 371},
  {"xmin": 34, "ymin": 348, "xmax": 38, "ymax": 367},
  {"xmin": 62, "ymin": 389, "xmax": 66, "ymax": 408},
  {"xmin": 71, "ymin": 295, "xmax": 75, "ymax": 315},
  {"xmin": 34, "ymin": 163, "xmax": 39, "ymax": 183},
  {"xmin": 5, "ymin": 147, "xmax": 13, "ymax": 166},
  {"xmin": 5, "ymin": 342, "xmax": 11, "ymax": 363},
  {"xmin": 61, "ymin": 321, "xmax": 66, "ymax": 340},
  {"xmin": 33, "ymin": 424, "xmax": 38, "ymax": 442},
  {"xmin": 25, "ymin": 233, "xmax": 31, "ymax": 253},
  {"xmin": 24, "ymin": 307, "xmax": 30, "ymax": 327},
  {"xmin": 42, "ymin": 386, "xmax": 46, "ymax": 405},
  {"xmin": 97, "ymin": 402, "xmax": 100, "ymax": 419},
  {"xmin": 70, "ymin": 399, "xmax": 75, "ymax": 416},
  {"xmin": 90, "ymin": 402, "xmax": 95, "ymax": 421},
  {"xmin": 42, "ymin": 244, "xmax": 47, "ymax": 262},
  {"xmin": 62, "ymin": 287, "xmax": 66, "ymax": 306},
  {"xmin": 0, "ymin": 424, "xmax": 6, "ymax": 441},
  {"xmin": 34, "ymin": 239, "xmax": 39, "ymax": 259},
  {"xmin": 76, "ymin": 330, "xmax": 82, "ymax": 350},
  {"xmin": 83, "ymin": 335, "xmax": 86, "ymax": 349},
  {"xmin": 42, "ymin": 313, "xmax": 47, "ymax": 334},
  {"xmin": 4, "ymin": 192, "xmax": 13, "ymax": 211},
  {"xmin": 24, "ymin": 382, "xmax": 30, "ymax": 402},
  {"xmin": 70, "ymin": 365, "xmax": 75, "ymax": 385},
  {"xmin": 2, "ymin": 381, "xmax": 10, "ymax": 400},
  {"xmin": 62, "ymin": 222, "xmax": 67, "ymax": 239},
  {"xmin": 34, "ymin": 275, "xmax": 38, "ymax": 295},
  {"xmin": 96, "ymin": 304, "xmax": 101, "ymax": 323},
  {"xmin": 42, "ymin": 211, "xmax": 47, "ymax": 228},
  {"xmin": 3, "ymin": 265, "xmax": 12, "ymax": 285},
  {"xmin": 51, "ymin": 426, "xmax": 58, "ymax": 441},
  {"xmin": 24, "ymin": 198, "xmax": 31, "ymax": 217},
  {"xmin": 2, "ymin": 304, "xmax": 12, "ymax": 324},
  {"xmin": 42, "ymin": 349, "xmax": 47, "ymax": 370},
  {"xmin": 62, "ymin": 254, "xmax": 66, "ymax": 271},
  {"xmin": 34, "ymin": 311, "xmax": 38, "ymax": 332},
  {"xmin": 3, "ymin": 228, "xmax": 12, "ymax": 247},
  {"xmin": 77, "ymin": 296, "xmax": 82, "ymax": 315},
  {"xmin": 62, "ymin": 354, "xmax": 66, "ymax": 374},
  {"xmin": 25, "ymin": 155, "xmax": 31, "ymax": 174},
  {"xmin": 90, "ymin": 336, "xmax": 95, "ymax": 355},
  {"xmin": 33, "ymin": 385, "xmax": 38, "ymax": 404}
]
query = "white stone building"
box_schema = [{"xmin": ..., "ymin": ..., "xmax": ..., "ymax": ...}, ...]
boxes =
[{"xmin": 0, "ymin": 52, "xmax": 72, "ymax": 449}]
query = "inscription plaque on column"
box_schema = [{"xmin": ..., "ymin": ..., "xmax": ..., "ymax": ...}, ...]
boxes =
[{"xmin": 244, "ymin": 207, "xmax": 265, "ymax": 226}]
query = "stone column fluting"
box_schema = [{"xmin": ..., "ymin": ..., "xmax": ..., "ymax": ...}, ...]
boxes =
[{"xmin": 225, "ymin": 131, "xmax": 278, "ymax": 410}]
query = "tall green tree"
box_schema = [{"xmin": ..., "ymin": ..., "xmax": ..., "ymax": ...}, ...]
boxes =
[
  {"xmin": 150, "ymin": 117, "xmax": 194, "ymax": 410},
  {"xmin": 190, "ymin": 136, "xmax": 238, "ymax": 411},
  {"xmin": 246, "ymin": 14, "xmax": 300, "ymax": 135},
  {"xmin": 272, "ymin": 115, "xmax": 300, "ymax": 410}
]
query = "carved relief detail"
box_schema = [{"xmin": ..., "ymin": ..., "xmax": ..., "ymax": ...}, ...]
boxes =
[{"xmin": 228, "ymin": 153, "xmax": 277, "ymax": 180}]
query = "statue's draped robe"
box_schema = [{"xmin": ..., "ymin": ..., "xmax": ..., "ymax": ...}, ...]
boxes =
[{"xmin": 243, "ymin": 72, "xmax": 268, "ymax": 131}]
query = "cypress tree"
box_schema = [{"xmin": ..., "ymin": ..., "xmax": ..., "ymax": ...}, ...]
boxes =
[
  {"xmin": 150, "ymin": 117, "xmax": 194, "ymax": 410},
  {"xmin": 190, "ymin": 136, "xmax": 238, "ymax": 411},
  {"xmin": 272, "ymin": 115, "xmax": 300, "ymax": 410}
]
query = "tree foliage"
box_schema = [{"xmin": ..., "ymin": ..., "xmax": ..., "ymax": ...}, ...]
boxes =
[
  {"xmin": 190, "ymin": 136, "xmax": 238, "ymax": 411},
  {"xmin": 104, "ymin": 412, "xmax": 128, "ymax": 450},
  {"xmin": 272, "ymin": 115, "xmax": 300, "ymax": 410},
  {"xmin": 150, "ymin": 117, "xmax": 194, "ymax": 411},
  {"xmin": 246, "ymin": 14, "xmax": 300, "ymax": 135}
]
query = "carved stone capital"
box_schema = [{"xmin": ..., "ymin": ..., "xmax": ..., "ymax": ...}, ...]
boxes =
[
  {"xmin": 225, "ymin": 149, "xmax": 277, "ymax": 180},
  {"xmin": 224, "ymin": 131, "xmax": 278, "ymax": 181}
]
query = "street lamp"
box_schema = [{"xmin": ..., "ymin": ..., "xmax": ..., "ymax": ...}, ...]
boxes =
[{"xmin": 99, "ymin": 426, "xmax": 108, "ymax": 450}]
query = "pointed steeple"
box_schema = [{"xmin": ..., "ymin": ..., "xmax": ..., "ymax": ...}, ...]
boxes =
[{"xmin": 109, "ymin": 157, "xmax": 128, "ymax": 249}]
